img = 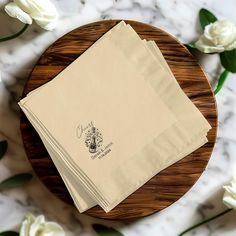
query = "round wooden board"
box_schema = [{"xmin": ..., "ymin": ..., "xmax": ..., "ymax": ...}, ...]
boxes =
[{"xmin": 20, "ymin": 20, "xmax": 217, "ymax": 220}]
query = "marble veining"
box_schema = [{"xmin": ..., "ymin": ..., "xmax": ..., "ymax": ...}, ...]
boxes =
[{"xmin": 0, "ymin": 0, "xmax": 236, "ymax": 235}]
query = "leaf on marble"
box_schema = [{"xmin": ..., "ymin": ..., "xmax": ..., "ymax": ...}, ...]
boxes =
[
  {"xmin": 92, "ymin": 224, "xmax": 123, "ymax": 236},
  {"xmin": 199, "ymin": 8, "xmax": 218, "ymax": 30},
  {"xmin": 220, "ymin": 49, "xmax": 236, "ymax": 73},
  {"xmin": 0, "ymin": 231, "xmax": 19, "ymax": 236},
  {"xmin": 0, "ymin": 173, "xmax": 33, "ymax": 189},
  {"xmin": 0, "ymin": 140, "xmax": 8, "ymax": 160},
  {"xmin": 214, "ymin": 69, "xmax": 229, "ymax": 94}
]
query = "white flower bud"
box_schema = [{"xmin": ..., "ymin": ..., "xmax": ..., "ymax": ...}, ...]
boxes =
[
  {"xmin": 223, "ymin": 178, "xmax": 236, "ymax": 210},
  {"xmin": 20, "ymin": 214, "xmax": 65, "ymax": 236},
  {"xmin": 5, "ymin": 0, "xmax": 58, "ymax": 31}
]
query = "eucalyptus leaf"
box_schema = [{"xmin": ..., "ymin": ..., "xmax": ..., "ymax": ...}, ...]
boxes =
[
  {"xmin": 220, "ymin": 49, "xmax": 236, "ymax": 73},
  {"xmin": 0, "ymin": 173, "xmax": 33, "ymax": 189},
  {"xmin": 0, "ymin": 231, "xmax": 19, "ymax": 236},
  {"xmin": 214, "ymin": 69, "xmax": 229, "ymax": 95},
  {"xmin": 0, "ymin": 140, "xmax": 8, "ymax": 160},
  {"xmin": 199, "ymin": 8, "xmax": 218, "ymax": 30},
  {"xmin": 92, "ymin": 224, "xmax": 123, "ymax": 236}
]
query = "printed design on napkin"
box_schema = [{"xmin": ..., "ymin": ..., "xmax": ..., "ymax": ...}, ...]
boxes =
[
  {"xmin": 76, "ymin": 121, "xmax": 113, "ymax": 159},
  {"xmin": 84, "ymin": 126, "xmax": 103, "ymax": 153}
]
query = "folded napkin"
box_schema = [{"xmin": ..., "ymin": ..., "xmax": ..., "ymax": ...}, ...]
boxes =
[{"xmin": 19, "ymin": 21, "xmax": 211, "ymax": 213}]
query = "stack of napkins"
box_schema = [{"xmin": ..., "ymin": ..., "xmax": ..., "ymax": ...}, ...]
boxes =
[{"xmin": 19, "ymin": 21, "xmax": 211, "ymax": 213}]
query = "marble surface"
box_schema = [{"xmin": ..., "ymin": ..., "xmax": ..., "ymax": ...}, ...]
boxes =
[{"xmin": 0, "ymin": 0, "xmax": 236, "ymax": 235}]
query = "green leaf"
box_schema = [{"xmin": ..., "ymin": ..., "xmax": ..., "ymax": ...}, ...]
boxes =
[
  {"xmin": 185, "ymin": 42, "xmax": 196, "ymax": 49},
  {"xmin": 0, "ymin": 231, "xmax": 19, "ymax": 236},
  {"xmin": 220, "ymin": 49, "xmax": 236, "ymax": 73},
  {"xmin": 0, "ymin": 173, "xmax": 33, "ymax": 189},
  {"xmin": 214, "ymin": 69, "xmax": 229, "ymax": 95},
  {"xmin": 199, "ymin": 8, "xmax": 218, "ymax": 30},
  {"xmin": 92, "ymin": 224, "xmax": 123, "ymax": 236},
  {"xmin": 0, "ymin": 140, "xmax": 8, "ymax": 160}
]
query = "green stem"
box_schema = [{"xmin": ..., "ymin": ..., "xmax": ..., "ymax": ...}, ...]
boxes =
[
  {"xmin": 178, "ymin": 208, "xmax": 232, "ymax": 236},
  {"xmin": 0, "ymin": 24, "xmax": 29, "ymax": 42},
  {"xmin": 214, "ymin": 69, "xmax": 229, "ymax": 95}
]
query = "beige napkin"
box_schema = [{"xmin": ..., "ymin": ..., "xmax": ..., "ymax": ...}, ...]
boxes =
[
  {"xmin": 19, "ymin": 21, "xmax": 211, "ymax": 213},
  {"xmin": 19, "ymin": 22, "xmax": 177, "ymax": 211}
]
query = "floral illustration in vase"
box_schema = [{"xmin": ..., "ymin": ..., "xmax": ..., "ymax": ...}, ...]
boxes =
[{"xmin": 85, "ymin": 126, "xmax": 103, "ymax": 153}]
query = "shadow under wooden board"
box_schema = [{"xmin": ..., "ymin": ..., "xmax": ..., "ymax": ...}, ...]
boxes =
[{"xmin": 20, "ymin": 20, "xmax": 217, "ymax": 220}]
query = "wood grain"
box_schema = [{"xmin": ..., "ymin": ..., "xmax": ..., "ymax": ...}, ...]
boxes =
[{"xmin": 20, "ymin": 20, "xmax": 217, "ymax": 220}]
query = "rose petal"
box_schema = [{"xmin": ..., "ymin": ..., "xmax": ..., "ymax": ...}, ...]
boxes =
[
  {"xmin": 223, "ymin": 184, "xmax": 236, "ymax": 196},
  {"xmin": 195, "ymin": 35, "xmax": 225, "ymax": 53},
  {"xmin": 204, "ymin": 23, "xmax": 214, "ymax": 41},
  {"xmin": 14, "ymin": 0, "xmax": 48, "ymax": 14},
  {"xmin": 20, "ymin": 214, "xmax": 35, "ymax": 236},
  {"xmin": 225, "ymin": 39, "xmax": 236, "ymax": 51},
  {"xmin": 34, "ymin": 18, "xmax": 57, "ymax": 30},
  {"xmin": 14, "ymin": 0, "xmax": 58, "ymax": 30},
  {"xmin": 29, "ymin": 215, "xmax": 45, "ymax": 236},
  {"xmin": 14, "ymin": 0, "xmax": 57, "ymax": 16},
  {"xmin": 5, "ymin": 2, "xmax": 32, "ymax": 25},
  {"xmin": 20, "ymin": 219, "xmax": 30, "ymax": 236},
  {"xmin": 31, "ymin": 12, "xmax": 58, "ymax": 30},
  {"xmin": 223, "ymin": 191, "xmax": 236, "ymax": 209},
  {"xmin": 32, "ymin": 0, "xmax": 57, "ymax": 14},
  {"xmin": 14, "ymin": 0, "xmax": 33, "ymax": 13}
]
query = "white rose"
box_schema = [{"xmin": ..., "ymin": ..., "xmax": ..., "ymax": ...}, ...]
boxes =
[
  {"xmin": 223, "ymin": 178, "xmax": 236, "ymax": 210},
  {"xmin": 195, "ymin": 20, "xmax": 236, "ymax": 53},
  {"xmin": 20, "ymin": 214, "xmax": 65, "ymax": 236},
  {"xmin": 5, "ymin": 0, "xmax": 58, "ymax": 30}
]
